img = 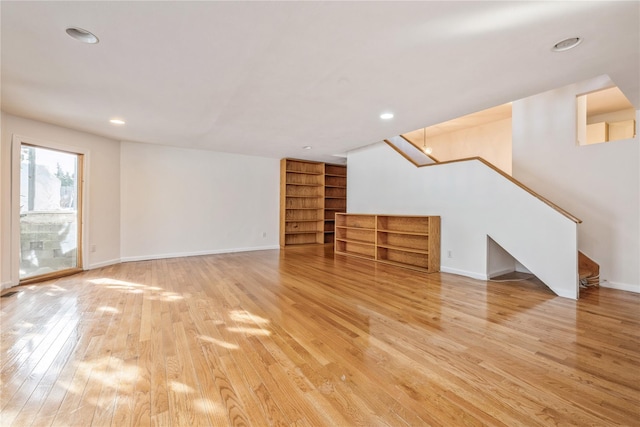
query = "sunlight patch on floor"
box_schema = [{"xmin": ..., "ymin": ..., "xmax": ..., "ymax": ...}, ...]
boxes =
[
  {"xmin": 227, "ymin": 326, "xmax": 271, "ymax": 336},
  {"xmin": 194, "ymin": 398, "xmax": 225, "ymax": 415},
  {"xmin": 97, "ymin": 306, "xmax": 119, "ymax": 314},
  {"xmin": 197, "ymin": 335, "xmax": 239, "ymax": 350},
  {"xmin": 169, "ymin": 380, "xmax": 194, "ymax": 394},
  {"xmin": 73, "ymin": 356, "xmax": 141, "ymax": 396},
  {"xmin": 229, "ymin": 309, "xmax": 270, "ymax": 325},
  {"xmin": 89, "ymin": 277, "xmax": 184, "ymax": 301}
]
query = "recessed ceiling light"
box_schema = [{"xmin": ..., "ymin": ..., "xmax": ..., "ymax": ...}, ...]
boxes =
[
  {"xmin": 66, "ymin": 27, "xmax": 99, "ymax": 44},
  {"xmin": 109, "ymin": 119, "xmax": 125, "ymax": 125},
  {"xmin": 552, "ymin": 37, "xmax": 581, "ymax": 52},
  {"xmin": 380, "ymin": 113, "xmax": 394, "ymax": 120},
  {"xmin": 303, "ymin": 146, "xmax": 312, "ymax": 150}
]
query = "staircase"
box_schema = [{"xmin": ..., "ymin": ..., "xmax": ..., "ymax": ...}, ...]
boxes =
[{"xmin": 380, "ymin": 135, "xmax": 596, "ymax": 298}]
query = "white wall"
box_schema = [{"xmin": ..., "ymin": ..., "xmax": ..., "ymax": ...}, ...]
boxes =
[
  {"xmin": 1, "ymin": 114, "xmax": 281, "ymax": 289},
  {"xmin": 512, "ymin": 79, "xmax": 640, "ymax": 293},
  {"xmin": 120, "ymin": 141, "xmax": 279, "ymax": 261},
  {"xmin": 1, "ymin": 113, "xmax": 121, "ymax": 288},
  {"xmin": 348, "ymin": 142, "xmax": 579, "ymax": 298}
]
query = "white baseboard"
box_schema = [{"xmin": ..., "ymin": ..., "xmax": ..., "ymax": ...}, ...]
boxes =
[
  {"xmin": 440, "ymin": 266, "xmax": 488, "ymax": 281},
  {"xmin": 87, "ymin": 258, "xmax": 122, "ymax": 270},
  {"xmin": 1, "ymin": 280, "xmax": 16, "ymax": 291},
  {"xmin": 600, "ymin": 280, "xmax": 640, "ymax": 294},
  {"xmin": 120, "ymin": 245, "xmax": 280, "ymax": 263}
]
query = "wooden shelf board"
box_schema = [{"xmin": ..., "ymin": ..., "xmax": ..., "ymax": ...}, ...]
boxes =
[
  {"xmin": 376, "ymin": 259, "xmax": 429, "ymax": 272},
  {"xmin": 334, "ymin": 251, "xmax": 375, "ymax": 260},
  {"xmin": 335, "ymin": 237, "xmax": 375, "ymax": 246},
  {"xmin": 378, "ymin": 229, "xmax": 429, "ymax": 236},
  {"xmin": 286, "ymin": 183, "xmax": 324, "ymax": 187},
  {"xmin": 285, "ymin": 230, "xmax": 322, "ymax": 234},
  {"xmin": 286, "ymin": 219, "xmax": 323, "ymax": 223},
  {"xmin": 285, "ymin": 170, "xmax": 323, "ymax": 175},
  {"xmin": 285, "ymin": 243, "xmax": 324, "ymax": 247},
  {"xmin": 377, "ymin": 244, "xmax": 429, "ymax": 255},
  {"xmin": 335, "ymin": 226, "xmax": 375, "ymax": 231}
]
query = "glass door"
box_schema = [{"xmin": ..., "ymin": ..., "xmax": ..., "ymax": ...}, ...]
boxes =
[{"xmin": 19, "ymin": 144, "xmax": 83, "ymax": 282}]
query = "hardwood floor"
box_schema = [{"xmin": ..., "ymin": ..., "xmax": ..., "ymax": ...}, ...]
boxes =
[{"xmin": 1, "ymin": 245, "xmax": 639, "ymax": 426}]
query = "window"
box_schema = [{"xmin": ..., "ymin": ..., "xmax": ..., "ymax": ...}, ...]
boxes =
[
  {"xmin": 576, "ymin": 86, "xmax": 636, "ymax": 145},
  {"xmin": 11, "ymin": 136, "xmax": 86, "ymax": 284}
]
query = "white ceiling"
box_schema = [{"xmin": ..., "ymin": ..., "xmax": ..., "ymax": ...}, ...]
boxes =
[{"xmin": 2, "ymin": 1, "xmax": 638, "ymax": 163}]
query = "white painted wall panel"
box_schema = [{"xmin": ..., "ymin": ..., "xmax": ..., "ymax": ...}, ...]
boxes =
[
  {"xmin": 513, "ymin": 79, "xmax": 639, "ymax": 293},
  {"xmin": 120, "ymin": 141, "xmax": 279, "ymax": 261}
]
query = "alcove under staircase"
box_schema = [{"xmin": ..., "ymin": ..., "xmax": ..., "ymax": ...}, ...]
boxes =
[{"xmin": 579, "ymin": 251, "xmax": 600, "ymax": 288}]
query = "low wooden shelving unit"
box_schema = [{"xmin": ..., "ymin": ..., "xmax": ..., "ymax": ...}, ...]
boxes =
[{"xmin": 335, "ymin": 213, "xmax": 440, "ymax": 272}]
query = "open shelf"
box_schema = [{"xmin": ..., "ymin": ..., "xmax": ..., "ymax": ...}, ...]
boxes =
[
  {"xmin": 285, "ymin": 233, "xmax": 322, "ymax": 246},
  {"xmin": 285, "ymin": 159, "xmax": 324, "ymax": 174},
  {"xmin": 377, "ymin": 215, "xmax": 432, "ymax": 234},
  {"xmin": 285, "ymin": 220, "xmax": 323, "ymax": 233},
  {"xmin": 335, "ymin": 239, "xmax": 375, "ymax": 259},
  {"xmin": 335, "ymin": 226, "xmax": 375, "ymax": 244},
  {"xmin": 325, "ymin": 164, "xmax": 347, "ymax": 177},
  {"xmin": 377, "ymin": 231, "xmax": 429, "ymax": 252}
]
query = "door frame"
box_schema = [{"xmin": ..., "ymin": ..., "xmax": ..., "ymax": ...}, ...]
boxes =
[{"xmin": 10, "ymin": 134, "xmax": 90, "ymax": 286}]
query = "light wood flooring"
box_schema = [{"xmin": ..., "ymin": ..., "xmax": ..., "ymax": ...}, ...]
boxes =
[{"xmin": 1, "ymin": 245, "xmax": 639, "ymax": 426}]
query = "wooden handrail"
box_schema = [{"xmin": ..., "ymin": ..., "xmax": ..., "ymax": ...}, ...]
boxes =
[
  {"xmin": 398, "ymin": 134, "xmax": 441, "ymax": 163},
  {"xmin": 385, "ymin": 138, "xmax": 421, "ymax": 167},
  {"xmin": 384, "ymin": 136, "xmax": 437, "ymax": 167},
  {"xmin": 383, "ymin": 140, "xmax": 582, "ymax": 224}
]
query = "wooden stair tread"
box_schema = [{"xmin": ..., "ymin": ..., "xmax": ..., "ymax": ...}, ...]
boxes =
[{"xmin": 579, "ymin": 268, "xmax": 594, "ymax": 280}]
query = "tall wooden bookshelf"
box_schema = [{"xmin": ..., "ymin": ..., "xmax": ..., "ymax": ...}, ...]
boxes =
[
  {"xmin": 280, "ymin": 159, "xmax": 347, "ymax": 247},
  {"xmin": 323, "ymin": 164, "xmax": 347, "ymax": 243}
]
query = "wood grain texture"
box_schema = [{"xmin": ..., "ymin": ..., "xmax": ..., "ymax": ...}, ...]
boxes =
[{"xmin": 1, "ymin": 246, "xmax": 638, "ymax": 426}]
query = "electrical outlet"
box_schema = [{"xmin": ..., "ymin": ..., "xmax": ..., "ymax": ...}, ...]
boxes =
[
  {"xmin": 262, "ymin": 232, "xmax": 267, "ymax": 238},
  {"xmin": 90, "ymin": 245, "xmax": 97, "ymax": 253},
  {"xmin": 447, "ymin": 250, "xmax": 452, "ymax": 258}
]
